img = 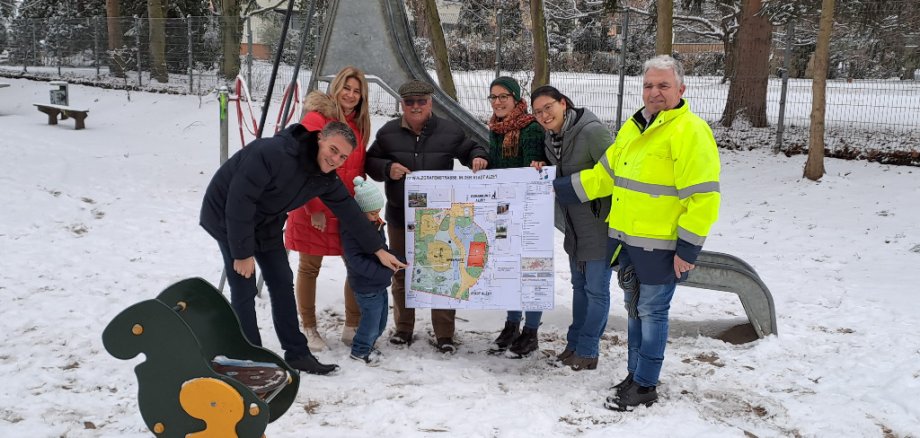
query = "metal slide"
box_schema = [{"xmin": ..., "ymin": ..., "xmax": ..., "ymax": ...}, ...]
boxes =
[
  {"xmin": 310, "ymin": 0, "xmax": 488, "ymax": 146},
  {"xmin": 311, "ymin": 0, "xmax": 776, "ymax": 339}
]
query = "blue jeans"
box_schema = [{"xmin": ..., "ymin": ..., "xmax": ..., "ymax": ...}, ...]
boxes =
[
  {"xmin": 506, "ymin": 311, "xmax": 542, "ymax": 330},
  {"xmin": 624, "ymin": 281, "xmax": 677, "ymax": 387},
  {"xmin": 217, "ymin": 241, "xmax": 309, "ymax": 361},
  {"xmin": 565, "ymin": 257, "xmax": 613, "ymax": 358},
  {"xmin": 351, "ymin": 289, "xmax": 389, "ymax": 358}
]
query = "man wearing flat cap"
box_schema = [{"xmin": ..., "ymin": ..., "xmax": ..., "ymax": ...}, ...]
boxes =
[{"xmin": 365, "ymin": 78, "xmax": 489, "ymax": 354}]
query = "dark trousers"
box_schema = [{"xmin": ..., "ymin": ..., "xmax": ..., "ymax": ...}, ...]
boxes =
[
  {"xmin": 387, "ymin": 223, "xmax": 456, "ymax": 338},
  {"xmin": 217, "ymin": 241, "xmax": 309, "ymax": 361}
]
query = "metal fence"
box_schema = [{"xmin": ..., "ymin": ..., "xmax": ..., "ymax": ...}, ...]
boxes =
[{"xmin": 1, "ymin": 3, "xmax": 918, "ymax": 161}]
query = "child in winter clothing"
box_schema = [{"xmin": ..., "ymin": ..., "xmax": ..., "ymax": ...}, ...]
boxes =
[{"xmin": 340, "ymin": 176, "xmax": 403, "ymax": 366}]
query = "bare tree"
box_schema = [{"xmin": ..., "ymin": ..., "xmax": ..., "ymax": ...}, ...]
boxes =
[
  {"xmin": 657, "ymin": 0, "xmax": 673, "ymax": 54},
  {"xmin": 423, "ymin": 0, "xmax": 457, "ymax": 100},
  {"xmin": 407, "ymin": 0, "xmax": 430, "ymax": 38},
  {"xmin": 147, "ymin": 0, "xmax": 168, "ymax": 83},
  {"xmin": 627, "ymin": 1, "xmax": 741, "ymax": 82},
  {"xmin": 530, "ymin": 0, "xmax": 550, "ymax": 88},
  {"xmin": 803, "ymin": 0, "xmax": 833, "ymax": 181},
  {"xmin": 719, "ymin": 0, "xmax": 770, "ymax": 127},
  {"xmin": 105, "ymin": 0, "xmax": 125, "ymax": 78},
  {"xmin": 219, "ymin": 0, "xmax": 242, "ymax": 79}
]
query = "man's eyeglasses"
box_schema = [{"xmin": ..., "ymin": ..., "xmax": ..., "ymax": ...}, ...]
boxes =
[
  {"xmin": 533, "ymin": 100, "xmax": 559, "ymax": 118},
  {"xmin": 403, "ymin": 97, "xmax": 429, "ymax": 107},
  {"xmin": 487, "ymin": 93, "xmax": 513, "ymax": 103}
]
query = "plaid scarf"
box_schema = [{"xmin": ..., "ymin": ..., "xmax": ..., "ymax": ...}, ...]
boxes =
[
  {"xmin": 488, "ymin": 99, "xmax": 536, "ymax": 158},
  {"xmin": 548, "ymin": 108, "xmax": 577, "ymax": 161}
]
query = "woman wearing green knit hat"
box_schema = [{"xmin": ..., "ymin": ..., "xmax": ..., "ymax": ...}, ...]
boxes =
[{"xmin": 485, "ymin": 76, "xmax": 547, "ymax": 358}]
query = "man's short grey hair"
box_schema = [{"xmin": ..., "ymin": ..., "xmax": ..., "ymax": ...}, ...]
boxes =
[
  {"xmin": 643, "ymin": 55, "xmax": 685, "ymax": 86},
  {"xmin": 321, "ymin": 121, "xmax": 357, "ymax": 148}
]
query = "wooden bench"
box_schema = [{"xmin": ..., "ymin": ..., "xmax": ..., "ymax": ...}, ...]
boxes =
[{"xmin": 33, "ymin": 103, "xmax": 89, "ymax": 130}]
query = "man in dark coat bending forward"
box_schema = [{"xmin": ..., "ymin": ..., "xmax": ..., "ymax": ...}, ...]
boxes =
[{"xmin": 201, "ymin": 121, "xmax": 405, "ymax": 374}]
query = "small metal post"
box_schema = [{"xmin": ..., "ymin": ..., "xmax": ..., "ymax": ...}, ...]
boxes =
[
  {"xmin": 93, "ymin": 17, "xmax": 101, "ymax": 76},
  {"xmin": 246, "ymin": 17, "xmax": 254, "ymax": 88},
  {"xmin": 57, "ymin": 25, "xmax": 63, "ymax": 76},
  {"xmin": 219, "ymin": 86, "xmax": 230, "ymax": 165},
  {"xmin": 775, "ymin": 19, "xmax": 794, "ymax": 154},
  {"xmin": 30, "ymin": 20, "xmax": 37, "ymax": 72},
  {"xmin": 135, "ymin": 16, "xmax": 143, "ymax": 87},
  {"xmin": 494, "ymin": 8, "xmax": 503, "ymax": 79},
  {"xmin": 188, "ymin": 15, "xmax": 194, "ymax": 94},
  {"xmin": 616, "ymin": 8, "xmax": 630, "ymax": 131}
]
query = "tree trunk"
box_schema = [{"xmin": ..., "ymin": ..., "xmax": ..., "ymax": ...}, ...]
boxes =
[
  {"xmin": 530, "ymin": 0, "xmax": 549, "ymax": 89},
  {"xmin": 423, "ymin": 0, "xmax": 457, "ymax": 100},
  {"xmin": 147, "ymin": 0, "xmax": 168, "ymax": 83},
  {"xmin": 105, "ymin": 0, "xmax": 125, "ymax": 78},
  {"xmin": 656, "ymin": 0, "xmax": 672, "ymax": 55},
  {"xmin": 803, "ymin": 0, "xmax": 834, "ymax": 181},
  {"xmin": 220, "ymin": 0, "xmax": 241, "ymax": 80},
  {"xmin": 719, "ymin": 0, "xmax": 770, "ymax": 128},
  {"xmin": 721, "ymin": 36, "xmax": 736, "ymax": 84},
  {"xmin": 407, "ymin": 0, "xmax": 430, "ymax": 38}
]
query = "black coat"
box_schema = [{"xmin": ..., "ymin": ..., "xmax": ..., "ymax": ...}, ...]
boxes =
[
  {"xmin": 365, "ymin": 115, "xmax": 488, "ymax": 226},
  {"xmin": 200, "ymin": 124, "xmax": 384, "ymax": 259},
  {"xmin": 341, "ymin": 222, "xmax": 404, "ymax": 294}
]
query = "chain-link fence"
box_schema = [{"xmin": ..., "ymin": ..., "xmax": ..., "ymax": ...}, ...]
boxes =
[{"xmin": 1, "ymin": 1, "xmax": 918, "ymax": 163}]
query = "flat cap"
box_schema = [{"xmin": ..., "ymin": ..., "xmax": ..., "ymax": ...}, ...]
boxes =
[{"xmin": 398, "ymin": 79, "xmax": 434, "ymax": 98}]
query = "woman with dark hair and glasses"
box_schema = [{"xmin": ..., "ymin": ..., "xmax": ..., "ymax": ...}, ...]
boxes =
[
  {"xmin": 530, "ymin": 85, "xmax": 614, "ymax": 371},
  {"xmin": 484, "ymin": 76, "xmax": 548, "ymax": 358}
]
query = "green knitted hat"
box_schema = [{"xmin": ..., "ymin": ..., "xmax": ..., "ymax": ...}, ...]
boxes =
[
  {"xmin": 352, "ymin": 176, "xmax": 385, "ymax": 212},
  {"xmin": 490, "ymin": 76, "xmax": 521, "ymax": 102}
]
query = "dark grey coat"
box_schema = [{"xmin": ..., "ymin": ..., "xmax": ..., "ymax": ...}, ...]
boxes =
[{"xmin": 545, "ymin": 108, "xmax": 613, "ymax": 262}]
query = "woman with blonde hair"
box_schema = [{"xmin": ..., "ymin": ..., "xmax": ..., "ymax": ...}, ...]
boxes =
[{"xmin": 285, "ymin": 66, "xmax": 372, "ymax": 350}]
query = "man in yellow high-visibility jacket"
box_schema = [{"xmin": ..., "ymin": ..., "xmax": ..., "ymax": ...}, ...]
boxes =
[{"xmin": 554, "ymin": 55, "xmax": 721, "ymax": 411}]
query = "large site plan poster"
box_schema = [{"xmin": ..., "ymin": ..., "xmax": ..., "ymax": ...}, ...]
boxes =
[{"xmin": 404, "ymin": 167, "xmax": 556, "ymax": 310}]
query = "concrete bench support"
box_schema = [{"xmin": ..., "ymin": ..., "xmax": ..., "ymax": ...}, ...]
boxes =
[{"xmin": 33, "ymin": 103, "xmax": 89, "ymax": 130}]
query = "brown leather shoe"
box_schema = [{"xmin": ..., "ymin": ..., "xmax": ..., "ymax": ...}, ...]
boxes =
[
  {"xmin": 556, "ymin": 349, "xmax": 575, "ymax": 362},
  {"xmin": 567, "ymin": 355, "xmax": 598, "ymax": 371}
]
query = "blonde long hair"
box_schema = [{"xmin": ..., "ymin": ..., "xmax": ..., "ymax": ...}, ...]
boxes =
[{"xmin": 328, "ymin": 66, "xmax": 371, "ymax": 147}]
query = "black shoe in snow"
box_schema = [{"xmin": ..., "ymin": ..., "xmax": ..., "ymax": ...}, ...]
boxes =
[
  {"xmin": 610, "ymin": 372, "xmax": 634, "ymax": 394},
  {"xmin": 490, "ymin": 321, "xmax": 521, "ymax": 353},
  {"xmin": 604, "ymin": 384, "xmax": 657, "ymax": 411},
  {"xmin": 287, "ymin": 353, "xmax": 339, "ymax": 376},
  {"xmin": 389, "ymin": 331, "xmax": 413, "ymax": 346},
  {"xmin": 434, "ymin": 337, "xmax": 457, "ymax": 354},
  {"xmin": 349, "ymin": 349, "xmax": 383, "ymax": 367},
  {"xmin": 505, "ymin": 327, "xmax": 538, "ymax": 358}
]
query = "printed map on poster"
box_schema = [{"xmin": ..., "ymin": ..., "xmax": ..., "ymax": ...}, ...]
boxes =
[{"xmin": 404, "ymin": 167, "xmax": 556, "ymax": 310}]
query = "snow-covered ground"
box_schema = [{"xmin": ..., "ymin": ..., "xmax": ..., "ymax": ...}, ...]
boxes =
[{"xmin": 1, "ymin": 78, "xmax": 918, "ymax": 437}]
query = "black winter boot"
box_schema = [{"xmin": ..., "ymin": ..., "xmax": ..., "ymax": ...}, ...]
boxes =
[
  {"xmin": 611, "ymin": 372, "xmax": 634, "ymax": 394},
  {"xmin": 492, "ymin": 321, "xmax": 520, "ymax": 351},
  {"xmin": 604, "ymin": 384, "xmax": 657, "ymax": 411},
  {"xmin": 287, "ymin": 352, "xmax": 339, "ymax": 375},
  {"xmin": 506, "ymin": 327, "xmax": 538, "ymax": 358}
]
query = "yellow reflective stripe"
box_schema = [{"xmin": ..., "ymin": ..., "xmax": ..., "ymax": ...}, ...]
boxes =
[
  {"xmin": 572, "ymin": 174, "xmax": 591, "ymax": 203},
  {"xmin": 608, "ymin": 228, "xmax": 677, "ymax": 251},
  {"xmin": 600, "ymin": 154, "xmax": 615, "ymax": 180},
  {"xmin": 677, "ymin": 226, "xmax": 706, "ymax": 246},
  {"xmin": 614, "ymin": 176, "xmax": 678, "ymax": 197},
  {"xmin": 678, "ymin": 181, "xmax": 720, "ymax": 199}
]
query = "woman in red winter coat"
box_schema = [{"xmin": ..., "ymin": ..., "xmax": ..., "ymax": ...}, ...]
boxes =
[{"xmin": 284, "ymin": 66, "xmax": 372, "ymax": 351}]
